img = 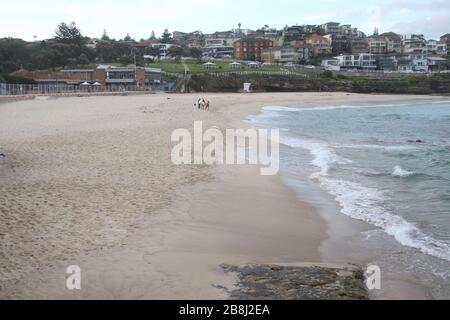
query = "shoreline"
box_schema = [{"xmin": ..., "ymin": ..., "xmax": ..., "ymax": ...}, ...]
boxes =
[{"xmin": 1, "ymin": 92, "xmax": 448, "ymax": 299}]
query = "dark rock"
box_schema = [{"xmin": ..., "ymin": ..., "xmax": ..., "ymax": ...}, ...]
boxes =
[
  {"xmin": 0, "ymin": 153, "xmax": 5, "ymax": 158},
  {"xmin": 407, "ymin": 140, "xmax": 425, "ymax": 144},
  {"xmin": 222, "ymin": 264, "xmax": 368, "ymax": 300}
]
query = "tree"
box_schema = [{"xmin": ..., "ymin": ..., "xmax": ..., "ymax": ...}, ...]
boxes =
[
  {"xmin": 101, "ymin": 29, "xmax": 110, "ymax": 41},
  {"xmin": 189, "ymin": 48, "xmax": 203, "ymax": 59},
  {"xmin": 168, "ymin": 46, "xmax": 184, "ymax": 57},
  {"xmin": 0, "ymin": 38, "xmax": 31, "ymax": 73},
  {"xmin": 145, "ymin": 46, "xmax": 160, "ymax": 57},
  {"xmin": 150, "ymin": 30, "xmax": 156, "ymax": 40},
  {"xmin": 78, "ymin": 53, "xmax": 90, "ymax": 65},
  {"xmin": 118, "ymin": 54, "xmax": 134, "ymax": 65},
  {"xmin": 161, "ymin": 29, "xmax": 172, "ymax": 44},
  {"xmin": 124, "ymin": 33, "xmax": 133, "ymax": 41},
  {"xmin": 54, "ymin": 22, "xmax": 85, "ymax": 46},
  {"xmin": 67, "ymin": 58, "xmax": 78, "ymax": 66}
]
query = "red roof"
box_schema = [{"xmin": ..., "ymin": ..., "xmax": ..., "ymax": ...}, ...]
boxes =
[
  {"xmin": 307, "ymin": 35, "xmax": 328, "ymax": 41},
  {"xmin": 133, "ymin": 40, "xmax": 157, "ymax": 47}
]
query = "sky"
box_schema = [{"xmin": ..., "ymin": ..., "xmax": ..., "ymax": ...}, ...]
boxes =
[{"xmin": 0, "ymin": 0, "xmax": 449, "ymax": 41}]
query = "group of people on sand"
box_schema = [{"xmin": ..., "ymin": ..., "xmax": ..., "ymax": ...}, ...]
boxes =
[{"xmin": 195, "ymin": 98, "xmax": 210, "ymax": 111}]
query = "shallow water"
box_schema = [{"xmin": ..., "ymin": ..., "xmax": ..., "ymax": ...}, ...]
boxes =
[{"xmin": 248, "ymin": 100, "xmax": 450, "ymax": 299}]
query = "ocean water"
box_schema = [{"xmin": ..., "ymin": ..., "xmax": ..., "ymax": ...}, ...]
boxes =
[{"xmin": 248, "ymin": 100, "xmax": 450, "ymax": 298}]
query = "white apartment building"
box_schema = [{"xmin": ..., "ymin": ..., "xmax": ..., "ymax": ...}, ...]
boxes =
[
  {"xmin": 205, "ymin": 39, "xmax": 227, "ymax": 47},
  {"xmin": 402, "ymin": 34, "xmax": 427, "ymax": 54},
  {"xmin": 321, "ymin": 22, "xmax": 341, "ymax": 35},
  {"xmin": 427, "ymin": 40, "xmax": 448, "ymax": 55},
  {"xmin": 335, "ymin": 53, "xmax": 377, "ymax": 69},
  {"xmin": 151, "ymin": 43, "xmax": 175, "ymax": 59}
]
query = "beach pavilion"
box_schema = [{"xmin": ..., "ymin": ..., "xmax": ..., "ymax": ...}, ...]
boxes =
[
  {"xmin": 203, "ymin": 62, "xmax": 218, "ymax": 70},
  {"xmin": 247, "ymin": 62, "xmax": 261, "ymax": 69},
  {"xmin": 229, "ymin": 61, "xmax": 242, "ymax": 69}
]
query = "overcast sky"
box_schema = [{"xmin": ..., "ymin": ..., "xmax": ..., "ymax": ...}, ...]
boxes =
[{"xmin": 0, "ymin": 0, "xmax": 449, "ymax": 41}]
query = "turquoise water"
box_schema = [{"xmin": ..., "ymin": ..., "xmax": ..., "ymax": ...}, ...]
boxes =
[{"xmin": 249, "ymin": 100, "xmax": 450, "ymax": 298}]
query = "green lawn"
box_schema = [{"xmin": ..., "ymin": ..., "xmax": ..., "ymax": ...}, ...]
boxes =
[{"xmin": 147, "ymin": 59, "xmax": 284, "ymax": 75}]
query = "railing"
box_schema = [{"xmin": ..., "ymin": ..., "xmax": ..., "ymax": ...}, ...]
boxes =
[
  {"xmin": 207, "ymin": 70, "xmax": 305, "ymax": 78},
  {"xmin": 0, "ymin": 83, "xmax": 176, "ymax": 96}
]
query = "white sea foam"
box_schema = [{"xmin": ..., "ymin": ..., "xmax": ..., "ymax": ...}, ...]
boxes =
[
  {"xmin": 280, "ymin": 136, "xmax": 351, "ymax": 176},
  {"xmin": 289, "ymin": 135, "xmax": 450, "ymax": 262},
  {"xmin": 252, "ymin": 104, "xmax": 450, "ymax": 262},
  {"xmin": 392, "ymin": 165, "xmax": 416, "ymax": 177},
  {"xmin": 431, "ymin": 101, "xmax": 450, "ymax": 104},
  {"xmin": 262, "ymin": 103, "xmax": 407, "ymax": 113},
  {"xmin": 320, "ymin": 177, "xmax": 450, "ymax": 261},
  {"xmin": 263, "ymin": 105, "xmax": 365, "ymax": 112}
]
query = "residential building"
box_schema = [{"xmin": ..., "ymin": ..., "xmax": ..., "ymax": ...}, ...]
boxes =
[
  {"xmin": 291, "ymin": 41, "xmax": 311, "ymax": 61},
  {"xmin": 172, "ymin": 31, "xmax": 188, "ymax": 44},
  {"xmin": 186, "ymin": 38, "xmax": 205, "ymax": 48},
  {"xmin": 427, "ymin": 40, "xmax": 448, "ymax": 56},
  {"xmin": 410, "ymin": 49, "xmax": 429, "ymax": 72},
  {"xmin": 436, "ymin": 42, "xmax": 448, "ymax": 55},
  {"xmin": 321, "ymin": 59, "xmax": 340, "ymax": 71},
  {"xmin": 202, "ymin": 39, "xmax": 234, "ymax": 58},
  {"xmin": 440, "ymin": 33, "xmax": 450, "ymax": 46},
  {"xmin": 279, "ymin": 46, "xmax": 300, "ymax": 64},
  {"xmin": 340, "ymin": 25, "xmax": 364, "ymax": 38},
  {"xmin": 395, "ymin": 50, "xmax": 429, "ymax": 72},
  {"xmin": 335, "ymin": 54, "xmax": 360, "ymax": 68},
  {"xmin": 381, "ymin": 32, "xmax": 402, "ymax": 53},
  {"xmin": 133, "ymin": 40, "xmax": 159, "ymax": 54},
  {"xmin": 303, "ymin": 25, "xmax": 321, "ymax": 34},
  {"xmin": 205, "ymin": 39, "xmax": 227, "ymax": 47},
  {"xmin": 321, "ymin": 22, "xmax": 341, "ymax": 35},
  {"xmin": 366, "ymin": 35, "xmax": 388, "ymax": 54},
  {"xmin": 402, "ymin": 34, "xmax": 427, "ymax": 54},
  {"xmin": 172, "ymin": 31, "xmax": 205, "ymax": 48},
  {"xmin": 412, "ymin": 56, "xmax": 428, "ymax": 72},
  {"xmin": 261, "ymin": 48, "xmax": 277, "ymax": 64},
  {"xmin": 264, "ymin": 28, "xmax": 280, "ymax": 37},
  {"xmin": 348, "ymin": 37, "xmax": 369, "ymax": 54},
  {"xmin": 428, "ymin": 56, "xmax": 448, "ymax": 72},
  {"xmin": 375, "ymin": 54, "xmax": 397, "ymax": 71},
  {"xmin": 151, "ymin": 43, "xmax": 175, "ymax": 59},
  {"xmin": 187, "ymin": 31, "xmax": 205, "ymax": 48},
  {"xmin": 401, "ymin": 35, "xmax": 429, "ymax": 71},
  {"xmin": 358, "ymin": 53, "xmax": 377, "ymax": 69},
  {"xmin": 233, "ymin": 38, "xmax": 274, "ymax": 61},
  {"xmin": 305, "ymin": 35, "xmax": 332, "ymax": 57},
  {"xmin": 335, "ymin": 53, "xmax": 377, "ymax": 69},
  {"xmin": 261, "ymin": 46, "xmax": 300, "ymax": 64},
  {"xmin": 331, "ymin": 35, "xmax": 350, "ymax": 54},
  {"xmin": 396, "ymin": 56, "xmax": 413, "ymax": 72},
  {"xmin": 282, "ymin": 25, "xmax": 305, "ymax": 43}
]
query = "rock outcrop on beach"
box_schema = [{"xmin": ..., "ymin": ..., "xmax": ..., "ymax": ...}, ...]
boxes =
[{"xmin": 222, "ymin": 264, "xmax": 368, "ymax": 300}]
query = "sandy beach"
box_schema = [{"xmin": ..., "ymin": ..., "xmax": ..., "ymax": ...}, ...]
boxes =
[{"xmin": 0, "ymin": 92, "xmax": 447, "ymax": 299}]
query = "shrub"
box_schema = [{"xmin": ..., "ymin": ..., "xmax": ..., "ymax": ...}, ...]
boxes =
[
  {"xmin": 3, "ymin": 74, "xmax": 37, "ymax": 84},
  {"xmin": 322, "ymin": 70, "xmax": 334, "ymax": 78}
]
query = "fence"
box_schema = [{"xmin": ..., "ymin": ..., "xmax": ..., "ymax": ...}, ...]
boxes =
[
  {"xmin": 0, "ymin": 83, "xmax": 176, "ymax": 96},
  {"xmin": 207, "ymin": 70, "xmax": 306, "ymax": 78}
]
